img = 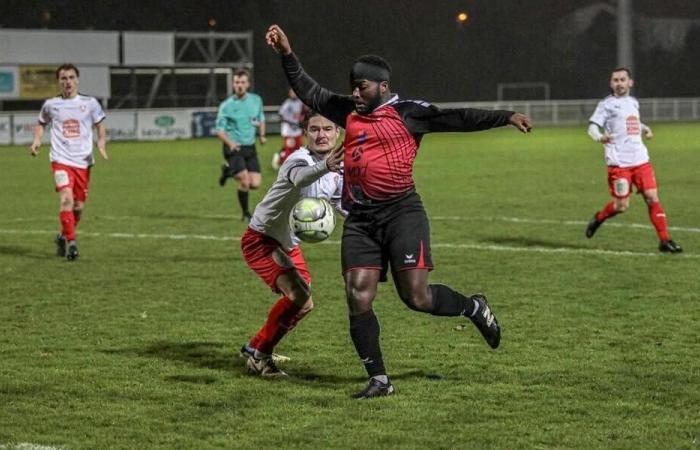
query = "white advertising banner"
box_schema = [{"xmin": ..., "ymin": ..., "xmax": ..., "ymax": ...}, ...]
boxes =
[
  {"xmin": 106, "ymin": 111, "xmax": 137, "ymax": 141},
  {"xmin": 13, "ymin": 113, "xmax": 50, "ymax": 145},
  {"xmin": 123, "ymin": 32, "xmax": 175, "ymax": 66},
  {"xmin": 137, "ymin": 110, "xmax": 192, "ymax": 140},
  {"xmin": 0, "ymin": 115, "xmax": 11, "ymax": 145}
]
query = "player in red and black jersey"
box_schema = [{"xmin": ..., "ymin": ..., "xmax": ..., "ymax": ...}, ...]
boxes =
[{"xmin": 267, "ymin": 25, "xmax": 533, "ymax": 398}]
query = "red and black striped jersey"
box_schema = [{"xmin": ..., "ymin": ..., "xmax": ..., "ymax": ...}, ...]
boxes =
[{"xmin": 281, "ymin": 52, "xmax": 515, "ymax": 210}]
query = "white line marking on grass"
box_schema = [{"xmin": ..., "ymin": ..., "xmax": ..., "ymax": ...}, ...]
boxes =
[
  {"xmin": 0, "ymin": 443, "xmax": 64, "ymax": 450},
  {"xmin": 3, "ymin": 214, "xmax": 698, "ymax": 234},
  {"xmin": 432, "ymin": 215, "xmax": 700, "ymax": 234},
  {"xmin": 1, "ymin": 228, "xmax": 697, "ymax": 259}
]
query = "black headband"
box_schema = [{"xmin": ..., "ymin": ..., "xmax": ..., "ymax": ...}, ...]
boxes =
[{"xmin": 350, "ymin": 61, "xmax": 390, "ymax": 82}]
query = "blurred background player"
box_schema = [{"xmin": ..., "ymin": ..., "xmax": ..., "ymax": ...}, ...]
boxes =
[
  {"xmin": 240, "ymin": 111, "xmax": 344, "ymax": 377},
  {"xmin": 272, "ymin": 88, "xmax": 307, "ymax": 170},
  {"xmin": 586, "ymin": 68, "xmax": 682, "ymax": 253},
  {"xmin": 267, "ymin": 24, "xmax": 533, "ymax": 398},
  {"xmin": 30, "ymin": 63, "xmax": 108, "ymax": 261},
  {"xmin": 216, "ymin": 69, "xmax": 266, "ymax": 222}
]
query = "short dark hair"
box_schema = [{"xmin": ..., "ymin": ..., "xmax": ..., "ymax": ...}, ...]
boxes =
[
  {"xmin": 611, "ymin": 67, "xmax": 632, "ymax": 78},
  {"xmin": 233, "ymin": 69, "xmax": 251, "ymax": 79},
  {"xmin": 301, "ymin": 110, "xmax": 323, "ymax": 130},
  {"xmin": 56, "ymin": 63, "xmax": 79, "ymax": 79},
  {"xmin": 355, "ymin": 55, "xmax": 391, "ymax": 76}
]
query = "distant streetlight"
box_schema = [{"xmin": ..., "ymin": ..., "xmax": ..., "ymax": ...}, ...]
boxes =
[
  {"xmin": 208, "ymin": 17, "xmax": 217, "ymax": 28},
  {"xmin": 456, "ymin": 12, "xmax": 469, "ymax": 24}
]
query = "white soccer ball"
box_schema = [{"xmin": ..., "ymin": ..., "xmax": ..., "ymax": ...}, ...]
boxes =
[{"xmin": 289, "ymin": 197, "xmax": 336, "ymax": 243}]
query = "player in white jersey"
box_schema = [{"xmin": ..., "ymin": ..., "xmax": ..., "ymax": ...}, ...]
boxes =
[
  {"xmin": 585, "ymin": 68, "xmax": 681, "ymax": 253},
  {"xmin": 240, "ymin": 111, "xmax": 344, "ymax": 377},
  {"xmin": 272, "ymin": 88, "xmax": 307, "ymax": 169},
  {"xmin": 30, "ymin": 64, "xmax": 108, "ymax": 261}
]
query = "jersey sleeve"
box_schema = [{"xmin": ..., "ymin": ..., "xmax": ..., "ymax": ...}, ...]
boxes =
[
  {"xmin": 396, "ymin": 101, "xmax": 514, "ymax": 136},
  {"xmin": 38, "ymin": 100, "xmax": 50, "ymax": 125},
  {"xmin": 215, "ymin": 101, "xmax": 228, "ymax": 131},
  {"xmin": 91, "ymin": 98, "xmax": 106, "ymax": 124},
  {"xmin": 283, "ymin": 155, "xmax": 329, "ymax": 188},
  {"xmin": 281, "ymin": 53, "xmax": 354, "ymax": 128},
  {"xmin": 589, "ymin": 100, "xmax": 608, "ymax": 127}
]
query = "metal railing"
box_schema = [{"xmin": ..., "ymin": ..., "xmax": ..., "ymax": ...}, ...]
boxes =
[{"xmin": 436, "ymin": 98, "xmax": 700, "ymax": 125}]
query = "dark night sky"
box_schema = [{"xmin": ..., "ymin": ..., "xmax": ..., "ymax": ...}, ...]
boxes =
[{"xmin": 2, "ymin": 0, "xmax": 699, "ymax": 102}]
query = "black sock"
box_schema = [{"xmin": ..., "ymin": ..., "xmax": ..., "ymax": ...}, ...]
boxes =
[
  {"xmin": 237, "ymin": 190, "xmax": 250, "ymax": 215},
  {"xmin": 349, "ymin": 310, "xmax": 386, "ymax": 377},
  {"xmin": 428, "ymin": 284, "xmax": 475, "ymax": 317}
]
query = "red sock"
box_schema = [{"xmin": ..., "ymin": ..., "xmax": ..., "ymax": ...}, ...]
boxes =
[
  {"xmin": 648, "ymin": 201, "xmax": 670, "ymax": 241},
  {"xmin": 60, "ymin": 211, "xmax": 76, "ymax": 241},
  {"xmin": 596, "ymin": 201, "xmax": 619, "ymax": 222},
  {"xmin": 249, "ymin": 297, "xmax": 306, "ymax": 355}
]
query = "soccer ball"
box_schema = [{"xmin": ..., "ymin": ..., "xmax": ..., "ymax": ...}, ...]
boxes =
[{"xmin": 289, "ymin": 197, "xmax": 336, "ymax": 243}]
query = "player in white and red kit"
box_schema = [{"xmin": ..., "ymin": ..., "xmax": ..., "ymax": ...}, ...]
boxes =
[
  {"xmin": 240, "ymin": 111, "xmax": 344, "ymax": 377},
  {"xmin": 30, "ymin": 64, "xmax": 108, "ymax": 261},
  {"xmin": 585, "ymin": 68, "xmax": 682, "ymax": 253},
  {"xmin": 273, "ymin": 88, "xmax": 307, "ymax": 169}
]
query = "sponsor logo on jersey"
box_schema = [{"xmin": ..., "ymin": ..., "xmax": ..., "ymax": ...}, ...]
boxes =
[
  {"xmin": 62, "ymin": 119, "xmax": 80, "ymax": 138},
  {"xmin": 404, "ymin": 253, "xmax": 416, "ymax": 264},
  {"xmin": 626, "ymin": 116, "xmax": 640, "ymax": 135}
]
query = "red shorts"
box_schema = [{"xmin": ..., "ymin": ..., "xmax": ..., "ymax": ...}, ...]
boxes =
[
  {"xmin": 279, "ymin": 136, "xmax": 303, "ymax": 165},
  {"xmin": 51, "ymin": 162, "xmax": 91, "ymax": 202},
  {"xmin": 241, "ymin": 227, "xmax": 311, "ymax": 292},
  {"xmin": 607, "ymin": 162, "xmax": 657, "ymax": 199}
]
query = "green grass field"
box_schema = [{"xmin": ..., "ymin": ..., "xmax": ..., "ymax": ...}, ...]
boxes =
[{"xmin": 1, "ymin": 123, "xmax": 699, "ymax": 449}]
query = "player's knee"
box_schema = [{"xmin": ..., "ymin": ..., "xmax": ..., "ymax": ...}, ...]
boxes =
[
  {"xmin": 614, "ymin": 199, "xmax": 629, "ymax": 212},
  {"xmin": 299, "ymin": 298, "xmax": 314, "ymax": 316},
  {"xmin": 346, "ymin": 286, "xmax": 374, "ymax": 312},
  {"xmin": 287, "ymin": 283, "xmax": 311, "ymax": 305},
  {"xmin": 60, "ymin": 197, "xmax": 74, "ymax": 210},
  {"xmin": 399, "ymin": 291, "xmax": 432, "ymax": 313}
]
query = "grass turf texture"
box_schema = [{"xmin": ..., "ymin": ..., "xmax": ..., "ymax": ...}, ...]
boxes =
[{"xmin": 1, "ymin": 124, "xmax": 699, "ymax": 449}]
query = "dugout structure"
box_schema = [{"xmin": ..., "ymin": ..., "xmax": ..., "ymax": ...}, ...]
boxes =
[{"xmin": 0, "ymin": 29, "xmax": 253, "ymax": 110}]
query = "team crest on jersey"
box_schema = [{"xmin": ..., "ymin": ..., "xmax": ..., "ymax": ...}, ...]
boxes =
[{"xmin": 80, "ymin": 105, "xmax": 87, "ymax": 112}]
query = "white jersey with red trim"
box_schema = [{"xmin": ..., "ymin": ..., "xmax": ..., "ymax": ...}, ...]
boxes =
[
  {"xmin": 589, "ymin": 95, "xmax": 649, "ymax": 167},
  {"xmin": 38, "ymin": 94, "xmax": 106, "ymax": 169},
  {"xmin": 249, "ymin": 147, "xmax": 343, "ymax": 251},
  {"xmin": 278, "ymin": 98, "xmax": 304, "ymax": 138}
]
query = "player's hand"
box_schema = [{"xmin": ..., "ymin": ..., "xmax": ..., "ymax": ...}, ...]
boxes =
[
  {"xmin": 99, "ymin": 147, "xmax": 109, "ymax": 160},
  {"xmin": 325, "ymin": 145, "xmax": 344, "ymax": 172},
  {"xmin": 229, "ymin": 142, "xmax": 241, "ymax": 152},
  {"xmin": 510, "ymin": 113, "xmax": 532, "ymax": 133},
  {"xmin": 259, "ymin": 135, "xmax": 267, "ymax": 145},
  {"xmin": 30, "ymin": 141, "xmax": 41, "ymax": 157},
  {"xmin": 643, "ymin": 128, "xmax": 654, "ymax": 140},
  {"xmin": 600, "ymin": 133, "xmax": 613, "ymax": 144},
  {"xmin": 266, "ymin": 25, "xmax": 292, "ymax": 55}
]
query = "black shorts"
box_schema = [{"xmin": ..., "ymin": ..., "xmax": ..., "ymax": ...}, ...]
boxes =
[
  {"xmin": 341, "ymin": 191, "xmax": 434, "ymax": 282},
  {"xmin": 223, "ymin": 144, "xmax": 261, "ymax": 175}
]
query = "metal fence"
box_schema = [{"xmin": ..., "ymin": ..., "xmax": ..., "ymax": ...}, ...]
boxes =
[
  {"xmin": 2, "ymin": 97, "xmax": 699, "ymax": 145},
  {"xmin": 436, "ymin": 98, "xmax": 700, "ymax": 125}
]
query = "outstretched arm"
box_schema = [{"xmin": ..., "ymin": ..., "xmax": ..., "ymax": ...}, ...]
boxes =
[
  {"xmin": 266, "ymin": 25, "xmax": 353, "ymax": 128},
  {"xmin": 399, "ymin": 101, "xmax": 532, "ymax": 135}
]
